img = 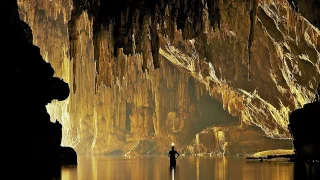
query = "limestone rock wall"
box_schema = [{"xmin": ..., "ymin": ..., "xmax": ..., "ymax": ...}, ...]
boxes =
[
  {"xmin": 160, "ymin": 0, "xmax": 320, "ymax": 139},
  {"xmin": 287, "ymin": 0, "xmax": 320, "ymax": 28},
  {"xmin": 18, "ymin": 0, "xmax": 320, "ymax": 155}
]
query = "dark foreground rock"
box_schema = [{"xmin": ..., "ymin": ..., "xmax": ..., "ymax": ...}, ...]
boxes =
[
  {"xmin": 288, "ymin": 83, "xmax": 320, "ymax": 161},
  {"xmin": 4, "ymin": 1, "xmax": 77, "ymax": 179},
  {"xmin": 60, "ymin": 146, "xmax": 78, "ymax": 165}
]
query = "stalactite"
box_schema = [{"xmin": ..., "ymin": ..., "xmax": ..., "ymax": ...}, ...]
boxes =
[
  {"xmin": 247, "ymin": 0, "xmax": 259, "ymax": 81},
  {"xmin": 287, "ymin": 0, "xmax": 299, "ymax": 11},
  {"xmin": 68, "ymin": 12, "xmax": 80, "ymax": 94},
  {"xmin": 68, "ymin": 0, "xmax": 221, "ymax": 80},
  {"xmin": 206, "ymin": 0, "xmax": 221, "ymax": 29},
  {"xmin": 316, "ymin": 83, "xmax": 320, "ymax": 102},
  {"xmin": 287, "ymin": 0, "xmax": 320, "ymax": 28}
]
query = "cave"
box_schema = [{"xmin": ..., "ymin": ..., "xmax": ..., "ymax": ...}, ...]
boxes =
[
  {"xmin": 15, "ymin": 0, "xmax": 320, "ymax": 156},
  {"xmin": 5, "ymin": 0, "xmax": 320, "ymax": 178}
]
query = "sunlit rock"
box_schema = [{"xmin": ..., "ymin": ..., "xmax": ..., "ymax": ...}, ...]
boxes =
[
  {"xmin": 192, "ymin": 125, "xmax": 293, "ymax": 155},
  {"xmin": 17, "ymin": 0, "xmax": 320, "ymax": 155}
]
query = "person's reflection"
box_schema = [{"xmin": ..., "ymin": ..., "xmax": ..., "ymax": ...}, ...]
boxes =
[
  {"xmin": 171, "ymin": 166, "xmax": 175, "ymax": 180},
  {"xmin": 294, "ymin": 162, "xmax": 320, "ymax": 180}
]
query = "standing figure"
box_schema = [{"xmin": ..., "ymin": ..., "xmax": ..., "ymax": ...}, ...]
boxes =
[{"xmin": 168, "ymin": 144, "xmax": 179, "ymax": 169}]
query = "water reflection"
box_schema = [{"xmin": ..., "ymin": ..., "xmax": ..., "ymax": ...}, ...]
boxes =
[
  {"xmin": 171, "ymin": 168, "xmax": 174, "ymax": 180},
  {"xmin": 293, "ymin": 162, "xmax": 320, "ymax": 180},
  {"xmin": 60, "ymin": 156, "xmax": 319, "ymax": 180},
  {"xmin": 243, "ymin": 160, "xmax": 293, "ymax": 180}
]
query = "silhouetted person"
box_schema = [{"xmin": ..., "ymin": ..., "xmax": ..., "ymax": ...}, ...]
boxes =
[{"xmin": 168, "ymin": 145, "xmax": 179, "ymax": 169}]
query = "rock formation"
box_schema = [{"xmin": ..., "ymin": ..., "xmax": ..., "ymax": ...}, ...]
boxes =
[
  {"xmin": 4, "ymin": 1, "xmax": 76, "ymax": 178},
  {"xmin": 288, "ymin": 83, "xmax": 320, "ymax": 161},
  {"xmin": 16, "ymin": 0, "xmax": 320, "ymax": 156},
  {"xmin": 288, "ymin": 0, "xmax": 320, "ymax": 28}
]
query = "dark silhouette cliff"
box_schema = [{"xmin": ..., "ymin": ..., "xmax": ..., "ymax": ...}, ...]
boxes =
[
  {"xmin": 4, "ymin": 1, "xmax": 76, "ymax": 179},
  {"xmin": 288, "ymin": 83, "xmax": 320, "ymax": 161}
]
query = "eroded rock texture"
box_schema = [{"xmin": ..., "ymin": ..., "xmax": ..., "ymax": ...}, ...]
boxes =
[
  {"xmin": 288, "ymin": 0, "xmax": 320, "ymax": 28},
  {"xmin": 18, "ymin": 0, "xmax": 320, "ymax": 155}
]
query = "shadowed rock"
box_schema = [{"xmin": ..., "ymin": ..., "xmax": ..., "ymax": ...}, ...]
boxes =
[
  {"xmin": 288, "ymin": 83, "xmax": 320, "ymax": 161},
  {"xmin": 4, "ymin": 1, "xmax": 76, "ymax": 179}
]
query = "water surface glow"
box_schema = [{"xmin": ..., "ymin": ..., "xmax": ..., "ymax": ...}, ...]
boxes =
[{"xmin": 61, "ymin": 155, "xmax": 319, "ymax": 180}]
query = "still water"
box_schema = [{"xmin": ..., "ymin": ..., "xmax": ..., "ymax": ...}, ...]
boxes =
[{"xmin": 61, "ymin": 155, "xmax": 319, "ymax": 180}]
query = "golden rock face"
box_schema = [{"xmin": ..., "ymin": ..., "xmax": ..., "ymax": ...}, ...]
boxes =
[{"xmin": 18, "ymin": 0, "xmax": 320, "ymax": 155}]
